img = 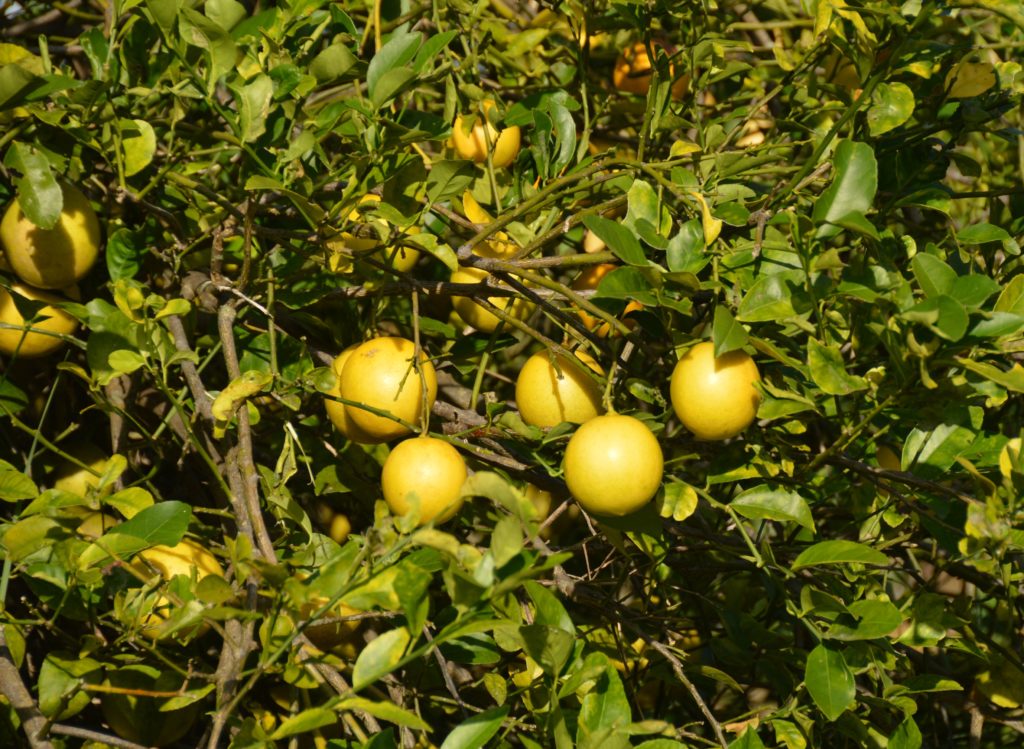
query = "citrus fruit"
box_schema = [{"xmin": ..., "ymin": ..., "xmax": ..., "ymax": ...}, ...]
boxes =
[
  {"xmin": 515, "ymin": 349, "xmax": 605, "ymax": 427},
  {"xmin": 131, "ymin": 539, "xmax": 224, "ymax": 640},
  {"xmin": 564, "ymin": 414, "xmax": 664, "ymax": 516},
  {"xmin": 0, "ymin": 283, "xmax": 79, "ymax": 358},
  {"xmin": 0, "ymin": 183, "xmax": 101, "ymax": 289},
  {"xmin": 51, "ymin": 442, "xmax": 111, "ymax": 496},
  {"xmin": 571, "ymin": 263, "xmax": 642, "ymax": 337},
  {"xmin": 452, "ymin": 100, "xmax": 521, "ymax": 168},
  {"xmin": 75, "ymin": 511, "xmax": 120, "ymax": 539},
  {"xmin": 100, "ymin": 664, "xmax": 200, "ymax": 747},
  {"xmin": 462, "ymin": 191, "xmax": 518, "ymax": 258},
  {"xmin": 338, "ymin": 336, "xmax": 437, "ymax": 442},
  {"xmin": 451, "ymin": 266, "xmax": 534, "ymax": 333},
  {"xmin": 326, "ymin": 194, "xmax": 421, "ymax": 274},
  {"xmin": 324, "ymin": 344, "xmax": 387, "ymax": 444},
  {"xmin": 670, "ymin": 342, "xmax": 761, "ymax": 441},
  {"xmin": 382, "ymin": 436, "xmax": 468, "ymax": 525},
  {"xmin": 613, "ymin": 41, "xmax": 689, "ymax": 99}
]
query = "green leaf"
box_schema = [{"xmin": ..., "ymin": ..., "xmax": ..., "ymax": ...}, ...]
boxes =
[
  {"xmin": 113, "ymin": 501, "xmax": 191, "ymax": 547},
  {"xmin": 367, "ymin": 30, "xmax": 421, "ymax": 103},
  {"xmin": 771, "ymin": 720, "xmax": 807, "ymax": 749},
  {"xmin": 106, "ymin": 228, "xmax": 145, "ymax": 281},
  {"xmin": 0, "ymin": 379, "xmax": 28, "ymax": 417},
  {"xmin": 736, "ymin": 273, "xmax": 800, "ymax": 322},
  {"xmin": 525, "ymin": 580, "xmax": 575, "ymax": 634},
  {"xmin": 712, "ymin": 306, "xmax": 748, "ymax": 357},
  {"xmin": 413, "ymin": 31, "xmax": 458, "ymax": 73},
  {"xmin": 5, "ymin": 142, "xmax": 62, "ymax": 230},
  {"xmin": 578, "ymin": 666, "xmax": 632, "ymax": 743},
  {"xmin": 889, "ymin": 717, "xmax": 922, "ymax": 749},
  {"xmin": 826, "ymin": 599, "xmax": 902, "ymax": 641},
  {"xmin": 310, "ymin": 43, "xmax": 357, "ymax": 83},
  {"xmin": 958, "ymin": 222, "xmax": 1010, "ymax": 244},
  {"xmin": 995, "ymin": 274, "xmax": 1024, "ymax": 314},
  {"xmin": 956, "ymin": 359, "xmax": 1024, "ymax": 392},
  {"xmin": 371, "ymin": 67, "xmax": 417, "ymax": 109},
  {"xmin": 439, "ymin": 706, "xmax": 510, "ymax": 749},
  {"xmin": 867, "ymin": 82, "xmax": 915, "ymax": 136},
  {"xmin": 804, "ymin": 644, "xmax": 854, "ymax": 721},
  {"xmin": 904, "ymin": 424, "xmax": 974, "ymax": 475},
  {"xmin": 660, "ymin": 481, "xmax": 699, "ymax": 522},
  {"xmin": 38, "ymin": 652, "xmax": 102, "ymax": 720},
  {"xmin": 731, "ymin": 485, "xmax": 815, "ymax": 532},
  {"xmin": 583, "ymin": 215, "xmax": 648, "ymax": 266},
  {"xmin": 911, "ymin": 254, "xmax": 957, "ymax": 298},
  {"xmin": 520, "ymin": 623, "xmax": 574, "ymax": 676},
  {"xmin": 0, "ymin": 60, "xmax": 39, "ymax": 109},
  {"xmin": 269, "ymin": 707, "xmax": 336, "ymax": 740},
  {"xmin": 813, "ymin": 140, "xmax": 878, "ymax": 239},
  {"xmin": 666, "ymin": 220, "xmax": 707, "ymax": 274},
  {"xmin": 233, "ymin": 74, "xmax": 273, "ymax": 142},
  {"xmin": 728, "ymin": 726, "xmax": 766, "ymax": 749},
  {"xmin": 1, "ymin": 515, "xmax": 61, "ymax": 561},
  {"xmin": 949, "ymin": 274, "xmax": 999, "ymax": 309},
  {"xmin": 792, "ymin": 540, "xmax": 888, "ymax": 570},
  {"xmin": 425, "ymin": 160, "xmax": 475, "ymax": 204},
  {"xmin": 108, "ymin": 349, "xmax": 147, "ymax": 374},
  {"xmin": 336, "ymin": 697, "xmax": 431, "ymax": 730},
  {"xmin": 144, "ymin": 0, "xmax": 180, "ymax": 31},
  {"xmin": 807, "ymin": 339, "xmax": 868, "ymax": 395},
  {"xmin": 0, "ymin": 469, "xmax": 38, "ymax": 502},
  {"xmin": 120, "ymin": 118, "xmax": 156, "ymax": 176},
  {"xmin": 352, "ymin": 626, "xmax": 412, "ymax": 690}
]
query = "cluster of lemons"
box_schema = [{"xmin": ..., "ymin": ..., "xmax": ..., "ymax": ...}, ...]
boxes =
[
  {"xmin": 320, "ymin": 43, "xmax": 760, "ymax": 525},
  {"xmin": 325, "ymin": 335, "xmax": 762, "ymax": 523},
  {"xmin": 0, "ymin": 183, "xmax": 99, "ymax": 358}
]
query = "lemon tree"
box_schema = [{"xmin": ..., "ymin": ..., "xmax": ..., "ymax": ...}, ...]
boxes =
[{"xmin": 0, "ymin": 1, "xmax": 1023, "ymax": 748}]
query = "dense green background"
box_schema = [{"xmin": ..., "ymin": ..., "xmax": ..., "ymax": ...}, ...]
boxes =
[{"xmin": 1, "ymin": 0, "xmax": 1024, "ymax": 747}]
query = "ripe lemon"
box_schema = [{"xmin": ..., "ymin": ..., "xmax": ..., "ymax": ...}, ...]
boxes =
[
  {"xmin": 52, "ymin": 442, "xmax": 111, "ymax": 496},
  {"xmin": 338, "ymin": 336, "xmax": 437, "ymax": 442},
  {"xmin": 877, "ymin": 445, "xmax": 901, "ymax": 472},
  {"xmin": 382, "ymin": 436, "xmax": 467, "ymax": 525},
  {"xmin": 451, "ymin": 266, "xmax": 534, "ymax": 333},
  {"xmin": 515, "ymin": 349, "xmax": 605, "ymax": 427},
  {"xmin": 670, "ymin": 342, "xmax": 761, "ymax": 441},
  {"xmin": 571, "ymin": 263, "xmax": 642, "ymax": 337},
  {"xmin": 131, "ymin": 539, "xmax": 224, "ymax": 640},
  {"xmin": 582, "ymin": 229, "xmax": 606, "ymax": 254},
  {"xmin": 613, "ymin": 41, "xmax": 689, "ymax": 99},
  {"xmin": 326, "ymin": 194, "xmax": 421, "ymax": 274},
  {"xmin": 313, "ymin": 500, "xmax": 353, "ymax": 544},
  {"xmin": 452, "ymin": 100, "xmax": 521, "ymax": 168},
  {"xmin": 76, "ymin": 511, "xmax": 120, "ymax": 539},
  {"xmin": 564, "ymin": 414, "xmax": 664, "ymax": 516},
  {"xmin": 462, "ymin": 191, "xmax": 518, "ymax": 259},
  {"xmin": 100, "ymin": 665, "xmax": 200, "ymax": 747},
  {"xmin": 0, "ymin": 183, "xmax": 101, "ymax": 289},
  {"xmin": 0, "ymin": 283, "xmax": 78, "ymax": 358},
  {"xmin": 324, "ymin": 344, "xmax": 387, "ymax": 444}
]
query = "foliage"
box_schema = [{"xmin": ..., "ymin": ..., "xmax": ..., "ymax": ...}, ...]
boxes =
[{"xmin": 0, "ymin": 0, "xmax": 1023, "ymax": 747}]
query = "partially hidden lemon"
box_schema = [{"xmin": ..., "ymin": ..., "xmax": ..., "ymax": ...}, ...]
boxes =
[{"xmin": 515, "ymin": 349, "xmax": 605, "ymax": 427}]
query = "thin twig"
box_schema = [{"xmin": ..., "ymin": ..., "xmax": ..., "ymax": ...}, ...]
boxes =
[{"xmin": 0, "ymin": 628, "xmax": 55, "ymax": 749}]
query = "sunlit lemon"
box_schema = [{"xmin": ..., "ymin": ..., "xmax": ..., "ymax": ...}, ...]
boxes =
[{"xmin": 670, "ymin": 342, "xmax": 761, "ymax": 441}]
